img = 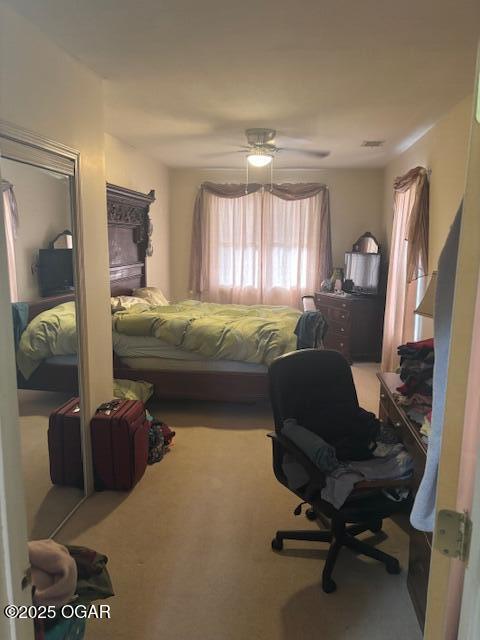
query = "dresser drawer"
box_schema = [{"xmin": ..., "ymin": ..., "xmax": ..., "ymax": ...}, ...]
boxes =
[
  {"xmin": 329, "ymin": 306, "xmax": 350, "ymax": 322},
  {"xmin": 328, "ymin": 319, "xmax": 350, "ymax": 336},
  {"xmin": 315, "ymin": 304, "xmax": 330, "ymax": 319},
  {"xmin": 314, "ymin": 293, "xmax": 350, "ymax": 311},
  {"xmin": 324, "ymin": 333, "xmax": 349, "ymax": 357}
]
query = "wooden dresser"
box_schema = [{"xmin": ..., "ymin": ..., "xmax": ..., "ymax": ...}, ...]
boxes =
[
  {"xmin": 314, "ymin": 291, "xmax": 384, "ymax": 362},
  {"xmin": 378, "ymin": 372, "xmax": 432, "ymax": 631}
]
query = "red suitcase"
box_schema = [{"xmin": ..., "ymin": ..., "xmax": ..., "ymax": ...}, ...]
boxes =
[
  {"xmin": 90, "ymin": 399, "xmax": 149, "ymax": 491},
  {"xmin": 48, "ymin": 397, "xmax": 84, "ymax": 489}
]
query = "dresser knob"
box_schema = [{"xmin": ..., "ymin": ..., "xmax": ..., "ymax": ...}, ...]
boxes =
[
  {"xmin": 340, "ymin": 328, "xmax": 345, "ymax": 332},
  {"xmin": 341, "ymin": 314, "xmax": 345, "ymax": 319},
  {"xmin": 395, "ymin": 421, "xmax": 401, "ymax": 428},
  {"xmin": 380, "ymin": 393, "xmax": 386, "ymax": 399},
  {"xmin": 342, "ymin": 303, "xmax": 346, "ymax": 308},
  {"xmin": 339, "ymin": 342, "xmax": 344, "ymax": 347}
]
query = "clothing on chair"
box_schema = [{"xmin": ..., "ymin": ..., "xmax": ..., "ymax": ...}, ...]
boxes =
[
  {"xmin": 294, "ymin": 311, "xmax": 327, "ymax": 349},
  {"xmin": 321, "ymin": 449, "xmax": 413, "ymax": 509},
  {"xmin": 281, "ymin": 417, "xmax": 413, "ymax": 508},
  {"xmin": 302, "ymin": 406, "xmax": 380, "ymax": 461},
  {"xmin": 282, "ymin": 419, "xmax": 339, "ymax": 472}
]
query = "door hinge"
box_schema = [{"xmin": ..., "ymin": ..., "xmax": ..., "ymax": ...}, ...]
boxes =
[{"xmin": 435, "ymin": 509, "xmax": 472, "ymax": 563}]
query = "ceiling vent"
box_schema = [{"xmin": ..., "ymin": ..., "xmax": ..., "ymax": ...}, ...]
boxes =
[{"xmin": 361, "ymin": 140, "xmax": 385, "ymax": 148}]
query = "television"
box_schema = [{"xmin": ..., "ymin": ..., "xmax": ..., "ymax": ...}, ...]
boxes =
[
  {"xmin": 38, "ymin": 248, "xmax": 74, "ymax": 296},
  {"xmin": 344, "ymin": 252, "xmax": 380, "ymax": 295}
]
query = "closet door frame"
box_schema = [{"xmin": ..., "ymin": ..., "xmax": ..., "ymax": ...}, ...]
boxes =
[{"xmin": 0, "ymin": 119, "xmax": 94, "ymax": 500}]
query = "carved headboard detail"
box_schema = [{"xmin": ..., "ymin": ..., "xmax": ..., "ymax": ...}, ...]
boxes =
[{"xmin": 106, "ymin": 183, "xmax": 155, "ymax": 296}]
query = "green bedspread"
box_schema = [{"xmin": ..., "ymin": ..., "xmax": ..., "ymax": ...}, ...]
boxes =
[
  {"xmin": 17, "ymin": 301, "xmax": 78, "ymax": 379},
  {"xmin": 17, "ymin": 300, "xmax": 300, "ymax": 379}
]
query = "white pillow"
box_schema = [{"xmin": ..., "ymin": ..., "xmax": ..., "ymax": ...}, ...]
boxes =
[
  {"xmin": 133, "ymin": 287, "xmax": 169, "ymax": 306},
  {"xmin": 111, "ymin": 296, "xmax": 149, "ymax": 312}
]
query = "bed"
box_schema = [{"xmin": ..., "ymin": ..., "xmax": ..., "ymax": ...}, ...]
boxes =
[{"xmin": 16, "ymin": 183, "xmax": 300, "ymax": 402}]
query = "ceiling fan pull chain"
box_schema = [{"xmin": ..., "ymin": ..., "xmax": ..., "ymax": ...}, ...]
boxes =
[{"xmin": 245, "ymin": 159, "xmax": 249, "ymax": 194}]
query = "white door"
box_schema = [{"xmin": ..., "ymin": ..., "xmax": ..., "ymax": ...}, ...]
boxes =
[
  {"xmin": 424, "ymin": 46, "xmax": 480, "ymax": 639},
  {"xmin": 457, "ymin": 62, "xmax": 480, "ymax": 640},
  {"xmin": 0, "ymin": 160, "xmax": 33, "ymax": 639}
]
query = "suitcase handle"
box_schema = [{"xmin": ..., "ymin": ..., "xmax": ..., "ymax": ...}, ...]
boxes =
[{"xmin": 96, "ymin": 399, "xmax": 122, "ymax": 415}]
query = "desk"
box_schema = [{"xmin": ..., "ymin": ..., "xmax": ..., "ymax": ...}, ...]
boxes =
[{"xmin": 377, "ymin": 372, "xmax": 431, "ymax": 631}]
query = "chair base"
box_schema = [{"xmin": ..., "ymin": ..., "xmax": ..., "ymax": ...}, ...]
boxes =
[{"xmin": 271, "ymin": 518, "xmax": 400, "ymax": 593}]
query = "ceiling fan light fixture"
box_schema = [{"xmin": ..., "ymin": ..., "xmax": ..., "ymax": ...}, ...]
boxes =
[{"xmin": 247, "ymin": 151, "xmax": 273, "ymax": 167}]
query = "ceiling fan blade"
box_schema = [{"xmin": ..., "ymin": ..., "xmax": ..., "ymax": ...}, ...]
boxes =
[
  {"xmin": 277, "ymin": 147, "xmax": 330, "ymax": 158},
  {"xmin": 200, "ymin": 150, "xmax": 247, "ymax": 158}
]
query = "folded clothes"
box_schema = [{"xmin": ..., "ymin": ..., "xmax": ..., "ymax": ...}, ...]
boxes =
[
  {"xmin": 29, "ymin": 540, "xmax": 77, "ymax": 608},
  {"xmin": 67, "ymin": 545, "xmax": 114, "ymax": 605},
  {"xmin": 396, "ymin": 339, "xmax": 434, "ymax": 414},
  {"xmin": 281, "ymin": 418, "xmax": 413, "ymax": 509}
]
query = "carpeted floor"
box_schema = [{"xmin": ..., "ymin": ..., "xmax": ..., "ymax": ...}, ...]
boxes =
[{"xmin": 54, "ymin": 363, "xmax": 422, "ymax": 640}]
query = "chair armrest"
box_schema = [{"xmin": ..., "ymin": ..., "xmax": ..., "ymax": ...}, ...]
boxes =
[
  {"xmin": 353, "ymin": 476, "xmax": 414, "ymax": 491},
  {"xmin": 267, "ymin": 431, "xmax": 326, "ymax": 489}
]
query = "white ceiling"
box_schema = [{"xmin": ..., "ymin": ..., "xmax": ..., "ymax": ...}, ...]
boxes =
[{"xmin": 6, "ymin": 0, "xmax": 480, "ymax": 168}]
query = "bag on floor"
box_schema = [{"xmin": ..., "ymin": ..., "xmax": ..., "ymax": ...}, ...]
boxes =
[
  {"xmin": 91, "ymin": 399, "xmax": 149, "ymax": 490},
  {"xmin": 146, "ymin": 412, "xmax": 175, "ymax": 465},
  {"xmin": 48, "ymin": 397, "xmax": 84, "ymax": 488}
]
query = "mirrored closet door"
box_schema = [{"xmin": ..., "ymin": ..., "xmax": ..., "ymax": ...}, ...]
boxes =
[{"xmin": 0, "ymin": 124, "xmax": 87, "ymax": 539}]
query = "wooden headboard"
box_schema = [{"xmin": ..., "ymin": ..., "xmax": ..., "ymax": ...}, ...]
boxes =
[{"xmin": 107, "ymin": 183, "xmax": 156, "ymax": 296}]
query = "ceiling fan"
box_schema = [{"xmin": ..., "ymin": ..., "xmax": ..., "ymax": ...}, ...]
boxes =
[
  {"xmin": 243, "ymin": 128, "xmax": 329, "ymax": 166},
  {"xmin": 204, "ymin": 128, "xmax": 330, "ymax": 165}
]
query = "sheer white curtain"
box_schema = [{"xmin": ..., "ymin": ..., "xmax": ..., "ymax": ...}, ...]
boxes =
[
  {"xmin": 197, "ymin": 187, "xmax": 329, "ymax": 306},
  {"xmin": 1, "ymin": 180, "xmax": 18, "ymax": 302},
  {"xmin": 381, "ymin": 167, "xmax": 430, "ymax": 372},
  {"xmin": 203, "ymin": 190, "xmax": 263, "ymax": 304},
  {"xmin": 262, "ymin": 190, "xmax": 325, "ymax": 306}
]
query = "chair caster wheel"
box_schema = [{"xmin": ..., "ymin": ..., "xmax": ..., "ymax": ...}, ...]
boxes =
[
  {"xmin": 386, "ymin": 559, "xmax": 400, "ymax": 574},
  {"xmin": 306, "ymin": 508, "xmax": 317, "ymax": 521},
  {"xmin": 271, "ymin": 537, "xmax": 283, "ymax": 551},
  {"xmin": 369, "ymin": 520, "xmax": 382, "ymax": 533},
  {"xmin": 322, "ymin": 578, "xmax": 337, "ymax": 593}
]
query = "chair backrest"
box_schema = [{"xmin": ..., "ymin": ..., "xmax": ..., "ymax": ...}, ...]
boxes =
[{"xmin": 269, "ymin": 349, "xmax": 359, "ymax": 441}]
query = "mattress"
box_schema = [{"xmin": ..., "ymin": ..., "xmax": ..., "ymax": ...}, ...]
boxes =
[
  {"xmin": 45, "ymin": 339, "xmax": 268, "ymax": 374},
  {"xmin": 117, "ymin": 356, "xmax": 267, "ymax": 374}
]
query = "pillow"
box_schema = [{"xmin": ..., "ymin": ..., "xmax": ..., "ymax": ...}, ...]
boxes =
[
  {"xmin": 133, "ymin": 287, "xmax": 169, "ymax": 306},
  {"xmin": 110, "ymin": 296, "xmax": 149, "ymax": 313},
  {"xmin": 113, "ymin": 378, "xmax": 154, "ymax": 403}
]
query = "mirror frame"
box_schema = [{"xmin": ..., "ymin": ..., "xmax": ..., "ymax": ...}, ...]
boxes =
[{"xmin": 0, "ymin": 119, "xmax": 92, "ymax": 534}]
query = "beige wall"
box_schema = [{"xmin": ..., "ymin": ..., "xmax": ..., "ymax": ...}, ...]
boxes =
[
  {"xmin": 169, "ymin": 167, "xmax": 384, "ymax": 301},
  {"xmin": 383, "ymin": 95, "xmax": 473, "ymax": 268},
  {"xmin": 0, "ymin": 3, "xmax": 113, "ymax": 409},
  {"xmin": 104, "ymin": 134, "xmax": 170, "ymax": 297},
  {"xmin": 1, "ymin": 158, "xmax": 72, "ymax": 300}
]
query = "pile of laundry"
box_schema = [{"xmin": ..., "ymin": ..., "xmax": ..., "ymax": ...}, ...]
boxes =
[
  {"xmin": 146, "ymin": 410, "xmax": 175, "ymax": 464},
  {"xmin": 395, "ymin": 338, "xmax": 434, "ymax": 444},
  {"xmin": 281, "ymin": 417, "xmax": 413, "ymax": 509},
  {"xmin": 30, "ymin": 539, "xmax": 114, "ymax": 640}
]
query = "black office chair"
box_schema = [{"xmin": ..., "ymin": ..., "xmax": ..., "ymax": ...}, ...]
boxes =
[{"xmin": 268, "ymin": 349, "xmax": 412, "ymax": 593}]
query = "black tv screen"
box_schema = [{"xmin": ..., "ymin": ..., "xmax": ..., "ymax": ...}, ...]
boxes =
[{"xmin": 38, "ymin": 249, "xmax": 74, "ymax": 296}]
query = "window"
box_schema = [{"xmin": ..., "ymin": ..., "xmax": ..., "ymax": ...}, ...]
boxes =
[{"xmin": 192, "ymin": 184, "xmax": 332, "ymax": 307}]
